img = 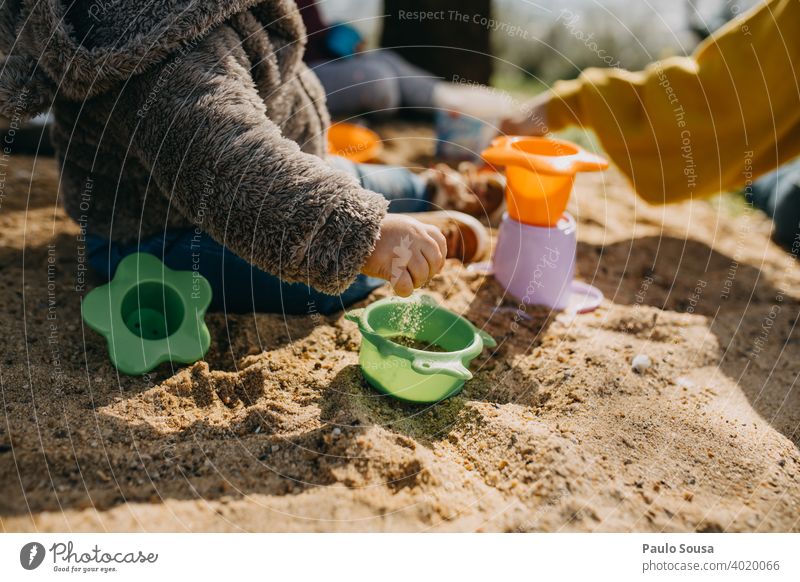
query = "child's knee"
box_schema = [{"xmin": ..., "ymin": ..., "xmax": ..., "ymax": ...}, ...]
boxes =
[
  {"xmin": 772, "ymin": 180, "xmax": 800, "ymax": 247},
  {"xmin": 359, "ymin": 74, "xmax": 401, "ymax": 112}
]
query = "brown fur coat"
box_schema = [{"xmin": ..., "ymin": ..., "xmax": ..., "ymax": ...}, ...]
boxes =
[{"xmin": 0, "ymin": 0, "xmax": 388, "ymax": 294}]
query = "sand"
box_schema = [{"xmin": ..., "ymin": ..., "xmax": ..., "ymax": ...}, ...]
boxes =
[{"xmin": 1, "ymin": 124, "xmax": 799, "ymax": 532}]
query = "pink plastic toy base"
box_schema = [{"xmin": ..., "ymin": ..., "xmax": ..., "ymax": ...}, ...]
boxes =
[
  {"xmin": 467, "ymin": 213, "xmax": 603, "ymax": 314},
  {"xmin": 566, "ymin": 280, "xmax": 603, "ymax": 314}
]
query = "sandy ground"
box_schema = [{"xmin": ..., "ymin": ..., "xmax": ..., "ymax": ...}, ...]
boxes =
[{"xmin": 1, "ymin": 124, "xmax": 799, "ymax": 532}]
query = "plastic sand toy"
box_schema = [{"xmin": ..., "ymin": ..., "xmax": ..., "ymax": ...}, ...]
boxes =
[
  {"xmin": 477, "ymin": 136, "xmax": 608, "ymax": 312},
  {"xmin": 482, "ymin": 135, "xmax": 608, "ymax": 227},
  {"xmin": 328, "ymin": 122, "xmax": 383, "ymax": 163},
  {"xmin": 81, "ymin": 253, "xmax": 212, "ymax": 375},
  {"xmin": 345, "ymin": 296, "xmax": 496, "ymax": 404}
]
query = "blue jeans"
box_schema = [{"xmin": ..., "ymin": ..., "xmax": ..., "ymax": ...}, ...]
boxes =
[
  {"xmin": 310, "ymin": 51, "xmax": 439, "ymax": 116},
  {"xmin": 747, "ymin": 160, "xmax": 800, "ymax": 247},
  {"xmin": 86, "ymin": 158, "xmax": 432, "ymax": 315}
]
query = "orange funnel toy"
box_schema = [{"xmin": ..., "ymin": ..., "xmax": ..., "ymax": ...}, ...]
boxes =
[{"xmin": 481, "ymin": 136, "xmax": 608, "ymax": 227}]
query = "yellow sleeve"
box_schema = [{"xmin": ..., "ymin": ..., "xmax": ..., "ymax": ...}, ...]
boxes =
[{"xmin": 546, "ymin": 0, "xmax": 800, "ymax": 204}]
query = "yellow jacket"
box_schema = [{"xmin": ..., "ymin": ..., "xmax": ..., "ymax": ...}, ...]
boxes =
[{"xmin": 547, "ymin": 0, "xmax": 800, "ymax": 203}]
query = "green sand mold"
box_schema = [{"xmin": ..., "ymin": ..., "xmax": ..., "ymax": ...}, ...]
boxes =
[
  {"xmin": 346, "ymin": 295, "xmax": 496, "ymax": 404},
  {"xmin": 82, "ymin": 253, "xmax": 212, "ymax": 375}
]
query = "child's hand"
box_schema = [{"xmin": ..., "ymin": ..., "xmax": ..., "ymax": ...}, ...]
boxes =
[
  {"xmin": 500, "ymin": 92, "xmax": 551, "ymax": 136},
  {"xmin": 362, "ymin": 215, "xmax": 447, "ymax": 297}
]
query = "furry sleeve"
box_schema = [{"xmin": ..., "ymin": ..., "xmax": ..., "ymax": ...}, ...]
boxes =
[{"xmin": 116, "ymin": 28, "xmax": 388, "ymax": 295}]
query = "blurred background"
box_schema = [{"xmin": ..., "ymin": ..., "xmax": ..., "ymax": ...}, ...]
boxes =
[{"xmin": 318, "ymin": 0, "xmax": 759, "ymax": 89}]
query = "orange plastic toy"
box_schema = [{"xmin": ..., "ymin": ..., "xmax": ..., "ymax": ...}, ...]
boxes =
[
  {"xmin": 481, "ymin": 136, "xmax": 608, "ymax": 227},
  {"xmin": 327, "ymin": 122, "xmax": 383, "ymax": 163}
]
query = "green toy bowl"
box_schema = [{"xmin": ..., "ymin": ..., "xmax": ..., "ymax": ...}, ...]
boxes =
[
  {"xmin": 345, "ymin": 296, "xmax": 496, "ymax": 404},
  {"xmin": 81, "ymin": 253, "xmax": 213, "ymax": 375}
]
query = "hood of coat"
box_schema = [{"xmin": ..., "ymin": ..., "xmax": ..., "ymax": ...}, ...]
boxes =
[{"xmin": 0, "ymin": 0, "xmax": 306, "ymax": 119}]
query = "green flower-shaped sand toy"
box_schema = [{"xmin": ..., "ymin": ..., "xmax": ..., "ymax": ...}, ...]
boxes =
[{"xmin": 82, "ymin": 253, "xmax": 212, "ymax": 375}]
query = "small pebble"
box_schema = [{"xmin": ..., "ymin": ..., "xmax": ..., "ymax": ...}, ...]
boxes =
[
  {"xmin": 332, "ymin": 428, "xmax": 341, "ymax": 436},
  {"xmin": 631, "ymin": 354, "xmax": 652, "ymax": 373}
]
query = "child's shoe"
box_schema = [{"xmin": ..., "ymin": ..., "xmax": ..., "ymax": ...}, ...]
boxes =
[{"xmin": 405, "ymin": 210, "xmax": 490, "ymax": 264}]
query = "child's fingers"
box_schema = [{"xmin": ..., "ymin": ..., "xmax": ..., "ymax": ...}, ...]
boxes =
[
  {"xmin": 393, "ymin": 270, "xmax": 414, "ymax": 297},
  {"xmin": 500, "ymin": 96, "xmax": 549, "ymax": 136},
  {"xmin": 425, "ymin": 226, "xmax": 447, "ymax": 268},
  {"xmin": 420, "ymin": 238, "xmax": 444, "ymax": 279},
  {"xmin": 407, "ymin": 252, "xmax": 430, "ymax": 288}
]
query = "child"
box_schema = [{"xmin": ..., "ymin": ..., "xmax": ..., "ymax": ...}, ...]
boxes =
[
  {"xmin": 295, "ymin": 0, "xmax": 511, "ymax": 120},
  {"xmin": 502, "ymin": 0, "xmax": 800, "ymax": 246},
  {"xmin": 0, "ymin": 0, "xmax": 496, "ymax": 315},
  {"xmin": 296, "ymin": 0, "xmax": 439, "ymax": 116}
]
